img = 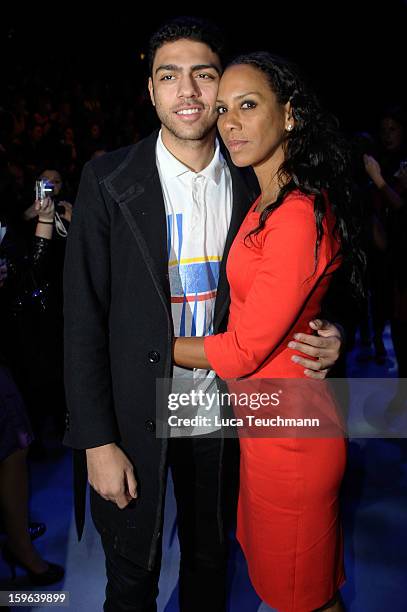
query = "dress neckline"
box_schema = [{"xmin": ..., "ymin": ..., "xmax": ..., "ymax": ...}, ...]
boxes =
[{"xmin": 250, "ymin": 195, "xmax": 262, "ymax": 215}]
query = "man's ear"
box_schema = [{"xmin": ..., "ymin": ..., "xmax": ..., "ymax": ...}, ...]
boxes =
[{"xmin": 148, "ymin": 77, "xmax": 156, "ymax": 107}]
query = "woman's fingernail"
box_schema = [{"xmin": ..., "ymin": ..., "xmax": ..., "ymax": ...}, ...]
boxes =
[{"xmin": 291, "ymin": 356, "xmax": 299, "ymax": 363}]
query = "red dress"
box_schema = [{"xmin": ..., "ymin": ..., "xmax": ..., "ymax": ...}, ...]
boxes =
[{"xmin": 204, "ymin": 191, "xmax": 346, "ymax": 612}]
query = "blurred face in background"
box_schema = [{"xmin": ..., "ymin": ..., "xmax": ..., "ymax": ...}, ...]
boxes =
[
  {"xmin": 148, "ymin": 39, "xmax": 221, "ymax": 143},
  {"xmin": 9, "ymin": 163, "xmax": 25, "ymax": 190},
  {"xmin": 90, "ymin": 123, "xmax": 101, "ymax": 139},
  {"xmin": 380, "ymin": 117, "xmax": 404, "ymax": 153},
  {"xmin": 64, "ymin": 127, "xmax": 75, "ymax": 144},
  {"xmin": 31, "ymin": 125, "xmax": 43, "ymax": 142}
]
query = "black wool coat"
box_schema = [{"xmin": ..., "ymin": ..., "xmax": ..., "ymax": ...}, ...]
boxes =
[{"xmin": 63, "ymin": 130, "xmax": 258, "ymax": 570}]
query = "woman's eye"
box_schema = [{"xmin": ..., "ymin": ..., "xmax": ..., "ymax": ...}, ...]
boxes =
[
  {"xmin": 241, "ymin": 101, "xmax": 257, "ymax": 109},
  {"xmin": 217, "ymin": 107, "xmax": 227, "ymax": 115}
]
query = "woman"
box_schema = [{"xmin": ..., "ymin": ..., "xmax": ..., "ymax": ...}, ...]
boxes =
[
  {"xmin": 0, "ymin": 220, "xmax": 64, "ymax": 585},
  {"xmin": 8, "ymin": 169, "xmax": 72, "ymax": 444},
  {"xmin": 2, "ymin": 191, "xmax": 62, "ymax": 449},
  {"xmin": 363, "ymin": 107, "xmax": 407, "ymax": 365},
  {"xmin": 173, "ymin": 53, "xmax": 363, "ymax": 612},
  {"xmin": 0, "ymin": 367, "xmax": 65, "ymax": 585},
  {"xmin": 363, "ymin": 108, "xmax": 407, "ymax": 413}
]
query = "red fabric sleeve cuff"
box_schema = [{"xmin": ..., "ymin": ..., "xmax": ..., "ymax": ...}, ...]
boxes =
[{"xmin": 204, "ymin": 334, "xmax": 229, "ymax": 380}]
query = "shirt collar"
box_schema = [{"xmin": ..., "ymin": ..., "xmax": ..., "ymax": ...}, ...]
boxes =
[{"xmin": 156, "ymin": 129, "xmax": 225, "ymax": 185}]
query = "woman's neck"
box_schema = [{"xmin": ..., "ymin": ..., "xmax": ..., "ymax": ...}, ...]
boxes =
[{"xmin": 253, "ymin": 151, "xmax": 286, "ymax": 212}]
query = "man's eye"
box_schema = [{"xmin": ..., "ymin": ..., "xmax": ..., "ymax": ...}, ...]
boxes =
[
  {"xmin": 217, "ymin": 107, "xmax": 227, "ymax": 115},
  {"xmin": 195, "ymin": 73, "xmax": 214, "ymax": 81},
  {"xmin": 160, "ymin": 75, "xmax": 175, "ymax": 81}
]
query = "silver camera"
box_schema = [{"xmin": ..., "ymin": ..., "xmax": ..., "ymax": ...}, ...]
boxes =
[{"xmin": 35, "ymin": 179, "xmax": 54, "ymax": 202}]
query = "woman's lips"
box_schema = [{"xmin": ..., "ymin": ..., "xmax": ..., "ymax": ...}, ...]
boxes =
[{"xmin": 227, "ymin": 140, "xmax": 248, "ymax": 152}]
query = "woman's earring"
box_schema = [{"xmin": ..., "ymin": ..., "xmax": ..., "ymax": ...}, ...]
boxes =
[{"xmin": 286, "ymin": 124, "xmax": 293, "ymax": 131}]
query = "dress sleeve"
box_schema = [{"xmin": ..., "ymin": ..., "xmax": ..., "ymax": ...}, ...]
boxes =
[{"xmin": 204, "ymin": 197, "xmax": 335, "ymax": 379}]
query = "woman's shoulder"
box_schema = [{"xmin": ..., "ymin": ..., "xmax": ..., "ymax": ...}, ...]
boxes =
[
  {"xmin": 275, "ymin": 189, "xmax": 336, "ymax": 219},
  {"xmin": 283, "ymin": 189, "xmax": 315, "ymax": 209},
  {"xmin": 268, "ymin": 190, "xmax": 316, "ymax": 224}
]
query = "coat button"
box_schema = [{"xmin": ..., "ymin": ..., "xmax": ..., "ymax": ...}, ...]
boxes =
[
  {"xmin": 145, "ymin": 420, "xmax": 156, "ymax": 433},
  {"xmin": 148, "ymin": 351, "xmax": 160, "ymax": 364},
  {"xmin": 65, "ymin": 413, "xmax": 70, "ymax": 431}
]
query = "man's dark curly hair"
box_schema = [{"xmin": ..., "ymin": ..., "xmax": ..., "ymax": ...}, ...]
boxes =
[
  {"xmin": 229, "ymin": 51, "xmax": 365, "ymax": 297},
  {"xmin": 148, "ymin": 16, "xmax": 224, "ymax": 75}
]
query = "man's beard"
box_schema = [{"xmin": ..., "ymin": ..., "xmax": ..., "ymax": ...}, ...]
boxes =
[{"xmin": 156, "ymin": 105, "xmax": 217, "ymax": 142}]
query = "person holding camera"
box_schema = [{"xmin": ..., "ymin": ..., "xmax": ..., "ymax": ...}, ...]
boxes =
[
  {"xmin": 1, "ymin": 168, "xmax": 71, "ymax": 453},
  {"xmin": 362, "ymin": 107, "xmax": 407, "ymax": 367},
  {"xmin": 363, "ymin": 108, "xmax": 407, "ymax": 417},
  {"xmin": 0, "ymin": 194, "xmax": 54, "ymax": 448},
  {"xmin": 33, "ymin": 195, "xmax": 55, "ymax": 238},
  {"xmin": 24, "ymin": 169, "xmax": 72, "ymax": 226}
]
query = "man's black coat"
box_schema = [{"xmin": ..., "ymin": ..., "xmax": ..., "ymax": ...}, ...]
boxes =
[{"xmin": 63, "ymin": 130, "xmax": 258, "ymax": 570}]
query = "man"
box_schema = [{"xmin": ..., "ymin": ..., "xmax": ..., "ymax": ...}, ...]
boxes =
[{"xmin": 63, "ymin": 17, "xmax": 344, "ymax": 612}]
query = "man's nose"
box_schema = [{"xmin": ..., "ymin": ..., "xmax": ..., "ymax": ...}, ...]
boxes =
[{"xmin": 177, "ymin": 74, "xmax": 200, "ymax": 99}]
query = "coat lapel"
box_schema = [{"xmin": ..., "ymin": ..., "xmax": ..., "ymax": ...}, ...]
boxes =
[
  {"xmin": 103, "ymin": 131, "xmax": 171, "ymax": 312},
  {"xmin": 213, "ymin": 156, "xmax": 259, "ymax": 333}
]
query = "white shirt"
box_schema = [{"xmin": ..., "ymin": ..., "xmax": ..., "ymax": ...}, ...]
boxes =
[{"xmin": 156, "ymin": 130, "xmax": 233, "ymax": 434}]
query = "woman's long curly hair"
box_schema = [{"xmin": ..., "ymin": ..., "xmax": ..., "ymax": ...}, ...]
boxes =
[{"xmin": 228, "ymin": 52, "xmax": 365, "ymax": 296}]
